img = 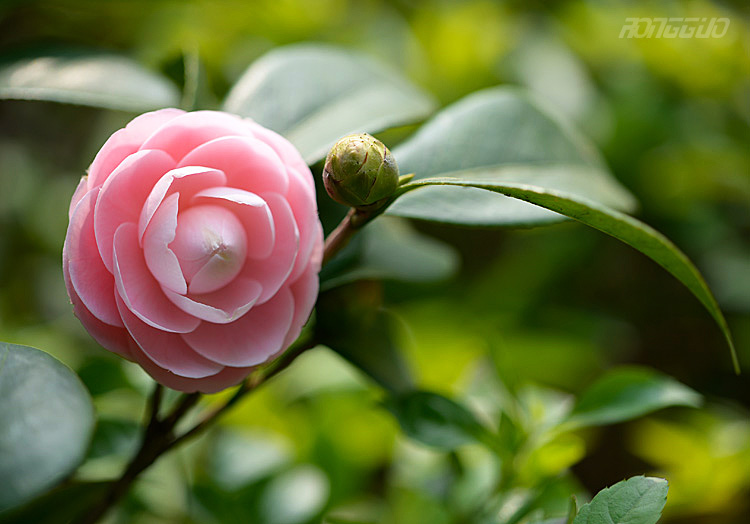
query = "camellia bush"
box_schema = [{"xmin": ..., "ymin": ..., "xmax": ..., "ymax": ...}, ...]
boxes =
[{"xmin": 0, "ymin": 43, "xmax": 741, "ymax": 524}]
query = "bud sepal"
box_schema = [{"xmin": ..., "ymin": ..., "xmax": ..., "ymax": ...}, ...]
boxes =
[{"xmin": 323, "ymin": 133, "xmax": 400, "ymax": 210}]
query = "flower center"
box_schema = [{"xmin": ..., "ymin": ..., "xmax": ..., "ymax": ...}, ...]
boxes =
[{"xmin": 170, "ymin": 204, "xmax": 247, "ymax": 294}]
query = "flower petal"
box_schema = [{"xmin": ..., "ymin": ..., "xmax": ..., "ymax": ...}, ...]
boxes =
[
  {"xmin": 129, "ymin": 351, "xmax": 252, "ymax": 393},
  {"xmin": 240, "ymin": 192, "xmax": 299, "ymax": 304},
  {"xmin": 139, "ymin": 110, "xmax": 254, "ymax": 162},
  {"xmin": 248, "ymin": 123, "xmax": 315, "ymax": 194},
  {"xmin": 178, "ymin": 135, "xmax": 289, "ymax": 196},
  {"xmin": 88, "ymin": 108, "xmax": 184, "ymax": 188},
  {"xmin": 282, "ymin": 261, "xmax": 320, "ymax": 350},
  {"xmin": 191, "ymin": 187, "xmax": 275, "ymax": 260},
  {"xmin": 63, "ymin": 251, "xmax": 132, "ymax": 359},
  {"xmin": 286, "ymin": 176, "xmax": 320, "ymax": 282},
  {"xmin": 115, "ymin": 293, "xmax": 222, "ymax": 378},
  {"xmin": 95, "ymin": 149, "xmax": 176, "ymax": 271},
  {"xmin": 142, "ymin": 192, "xmax": 187, "ymax": 294},
  {"xmin": 138, "ymin": 166, "xmax": 226, "ymax": 241},
  {"xmin": 65, "ymin": 187, "xmax": 123, "ymax": 327},
  {"xmin": 68, "ymin": 177, "xmax": 89, "ymax": 219},
  {"xmin": 163, "ymin": 277, "xmax": 262, "ymax": 324},
  {"xmin": 181, "ymin": 287, "xmax": 295, "ymax": 367},
  {"xmin": 113, "ymin": 222, "xmax": 200, "ymax": 333}
]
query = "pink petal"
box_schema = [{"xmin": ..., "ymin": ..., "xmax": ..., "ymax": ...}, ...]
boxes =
[
  {"xmin": 191, "ymin": 187, "xmax": 275, "ymax": 259},
  {"xmin": 281, "ymin": 262, "xmax": 321, "ymax": 349},
  {"xmin": 240, "ymin": 192, "xmax": 299, "ymax": 304},
  {"xmin": 129, "ymin": 351, "xmax": 252, "ymax": 393},
  {"xmin": 95, "ymin": 149, "xmax": 176, "ymax": 271},
  {"xmin": 139, "ymin": 110, "xmax": 254, "ymax": 162},
  {"xmin": 188, "ymin": 253, "xmax": 243, "ymax": 295},
  {"xmin": 163, "ymin": 277, "xmax": 262, "ymax": 324},
  {"xmin": 64, "ymin": 187, "xmax": 123, "ymax": 327},
  {"xmin": 115, "ymin": 293, "xmax": 223, "ymax": 378},
  {"xmin": 170, "ymin": 204, "xmax": 248, "ymax": 294},
  {"xmin": 138, "ymin": 166, "xmax": 226, "ymax": 241},
  {"xmin": 178, "ymin": 135, "xmax": 289, "ymax": 196},
  {"xmin": 309, "ymin": 219, "xmax": 324, "ymax": 268},
  {"xmin": 63, "ymin": 252, "xmax": 132, "ymax": 360},
  {"xmin": 68, "ymin": 177, "xmax": 89, "ymax": 219},
  {"xmin": 181, "ymin": 287, "xmax": 295, "ymax": 367},
  {"xmin": 112, "ymin": 222, "xmax": 201, "ymax": 333},
  {"xmin": 286, "ymin": 176, "xmax": 321, "ymax": 282},
  {"xmin": 248, "ymin": 123, "xmax": 315, "ymax": 194},
  {"xmin": 142, "ymin": 192, "xmax": 187, "ymax": 294},
  {"xmin": 126, "ymin": 108, "xmax": 186, "ymax": 138},
  {"xmin": 88, "ymin": 108, "xmax": 184, "ymax": 188}
]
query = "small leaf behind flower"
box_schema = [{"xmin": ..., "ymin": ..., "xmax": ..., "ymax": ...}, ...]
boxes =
[
  {"xmin": 0, "ymin": 51, "xmax": 180, "ymax": 111},
  {"xmin": 564, "ymin": 367, "xmax": 702, "ymax": 429},
  {"xmin": 385, "ymin": 391, "xmax": 492, "ymax": 450},
  {"xmin": 315, "ymin": 284, "xmax": 413, "ymax": 393},
  {"xmin": 387, "ymin": 87, "xmax": 636, "ymax": 226},
  {"xmin": 320, "ymin": 216, "xmax": 459, "ymax": 290},
  {"xmin": 223, "ymin": 43, "xmax": 436, "ymax": 164},
  {"xmin": 573, "ymin": 476, "xmax": 668, "ymax": 524}
]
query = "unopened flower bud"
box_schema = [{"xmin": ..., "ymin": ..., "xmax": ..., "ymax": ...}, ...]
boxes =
[{"xmin": 323, "ymin": 133, "xmax": 399, "ymax": 209}]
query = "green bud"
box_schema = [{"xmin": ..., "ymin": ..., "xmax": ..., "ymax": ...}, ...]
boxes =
[{"xmin": 323, "ymin": 133, "xmax": 400, "ymax": 209}]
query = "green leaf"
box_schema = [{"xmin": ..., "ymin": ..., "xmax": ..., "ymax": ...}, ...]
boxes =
[
  {"xmin": 223, "ymin": 43, "xmax": 436, "ymax": 164},
  {"xmin": 0, "ymin": 343, "xmax": 95, "ymax": 513},
  {"xmin": 86, "ymin": 418, "xmax": 140, "ymax": 460},
  {"xmin": 385, "ymin": 391, "xmax": 491, "ymax": 450},
  {"xmin": 0, "ymin": 481, "xmax": 110, "ymax": 524},
  {"xmin": 573, "ymin": 476, "xmax": 668, "ymax": 524},
  {"xmin": 568, "ymin": 496, "xmax": 579, "ymax": 524},
  {"xmin": 320, "ymin": 216, "xmax": 459, "ymax": 290},
  {"xmin": 397, "ymin": 177, "xmax": 739, "ymax": 372},
  {"xmin": 565, "ymin": 367, "xmax": 701, "ymax": 429},
  {"xmin": 386, "ymin": 87, "xmax": 637, "ymax": 226},
  {"xmin": 0, "ymin": 52, "xmax": 180, "ymax": 111},
  {"xmin": 315, "ymin": 286, "xmax": 413, "ymax": 393}
]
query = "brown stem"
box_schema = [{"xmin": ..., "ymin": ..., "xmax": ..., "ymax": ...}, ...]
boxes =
[
  {"xmin": 322, "ymin": 208, "xmax": 357, "ymax": 266},
  {"xmin": 163, "ymin": 391, "xmax": 201, "ymax": 427},
  {"xmin": 74, "ymin": 386, "xmax": 190, "ymax": 524},
  {"xmin": 146, "ymin": 383, "xmax": 163, "ymax": 426},
  {"xmin": 75, "ymin": 434, "xmax": 166, "ymax": 524},
  {"xmin": 322, "ymin": 204, "xmax": 388, "ymax": 266}
]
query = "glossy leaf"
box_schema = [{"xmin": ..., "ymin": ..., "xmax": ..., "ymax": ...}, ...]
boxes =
[
  {"xmin": 315, "ymin": 285, "xmax": 413, "ymax": 393},
  {"xmin": 0, "ymin": 343, "xmax": 95, "ymax": 512},
  {"xmin": 396, "ymin": 177, "xmax": 739, "ymax": 371},
  {"xmin": 573, "ymin": 476, "xmax": 668, "ymax": 524},
  {"xmin": 86, "ymin": 418, "xmax": 140, "ymax": 460},
  {"xmin": 385, "ymin": 391, "xmax": 491, "ymax": 450},
  {"xmin": 387, "ymin": 87, "xmax": 636, "ymax": 226},
  {"xmin": 565, "ymin": 367, "xmax": 701, "ymax": 429},
  {"xmin": 223, "ymin": 43, "xmax": 436, "ymax": 164},
  {"xmin": 0, "ymin": 52, "xmax": 180, "ymax": 111},
  {"xmin": 320, "ymin": 216, "xmax": 459, "ymax": 290}
]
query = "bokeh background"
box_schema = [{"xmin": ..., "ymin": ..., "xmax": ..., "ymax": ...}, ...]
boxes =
[{"xmin": 0, "ymin": 0, "xmax": 748, "ymax": 523}]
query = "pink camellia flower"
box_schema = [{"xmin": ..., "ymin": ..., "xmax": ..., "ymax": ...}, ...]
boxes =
[{"xmin": 63, "ymin": 109, "xmax": 323, "ymax": 393}]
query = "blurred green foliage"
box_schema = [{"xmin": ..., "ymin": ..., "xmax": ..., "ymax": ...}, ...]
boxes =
[{"xmin": 0, "ymin": 0, "xmax": 749, "ymax": 523}]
